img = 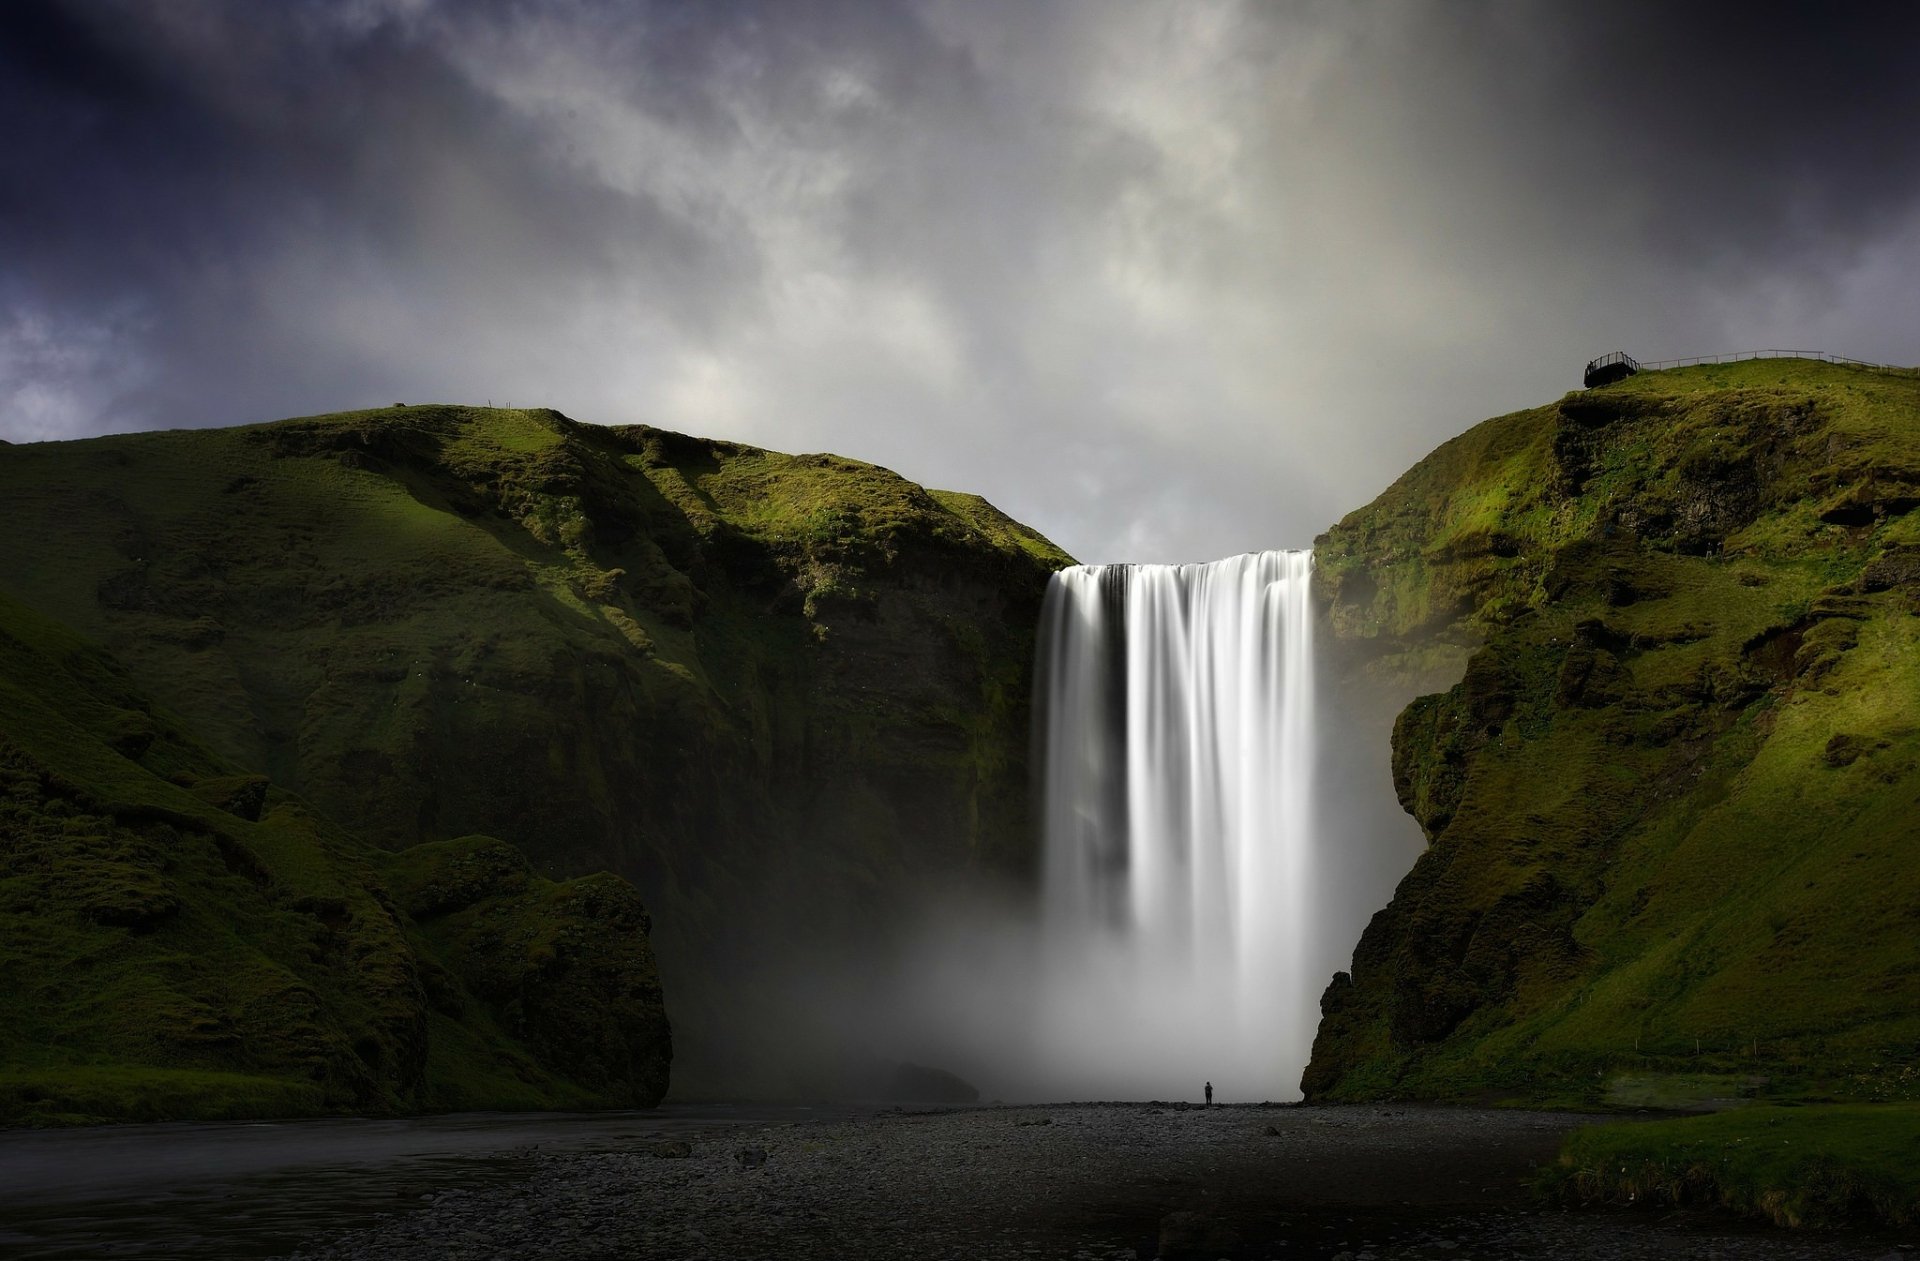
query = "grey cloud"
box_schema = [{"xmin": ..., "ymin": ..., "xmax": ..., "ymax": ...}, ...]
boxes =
[
  {"xmin": 1349, "ymin": 0, "xmax": 1920, "ymax": 269},
  {"xmin": 2, "ymin": 0, "xmax": 753, "ymax": 424},
  {"xmin": 2, "ymin": 0, "xmax": 1917, "ymax": 562}
]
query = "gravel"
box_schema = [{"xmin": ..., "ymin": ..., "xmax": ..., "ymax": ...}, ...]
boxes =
[{"xmin": 286, "ymin": 1104, "xmax": 1910, "ymax": 1260}]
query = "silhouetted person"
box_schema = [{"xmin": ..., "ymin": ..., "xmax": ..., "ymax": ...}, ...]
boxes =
[{"xmin": 1204, "ymin": 1081, "xmax": 1213, "ymax": 1107}]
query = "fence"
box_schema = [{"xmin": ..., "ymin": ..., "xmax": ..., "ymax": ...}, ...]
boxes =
[
  {"xmin": 1630, "ymin": 348, "xmax": 1919, "ymax": 377},
  {"xmin": 1582, "ymin": 349, "xmax": 1643, "ymax": 383},
  {"xmin": 1583, "ymin": 350, "xmax": 1641, "ymax": 388}
]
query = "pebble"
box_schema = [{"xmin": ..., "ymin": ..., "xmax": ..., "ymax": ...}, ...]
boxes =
[{"xmin": 285, "ymin": 1105, "xmax": 1902, "ymax": 1260}]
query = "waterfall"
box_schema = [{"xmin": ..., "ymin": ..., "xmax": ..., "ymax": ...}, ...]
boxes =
[{"xmin": 1033, "ymin": 549, "xmax": 1321, "ymax": 1100}]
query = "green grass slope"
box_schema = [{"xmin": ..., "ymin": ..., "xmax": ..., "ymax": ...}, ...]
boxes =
[
  {"xmin": 1546, "ymin": 1103, "xmax": 1920, "ymax": 1229},
  {"xmin": 0, "ymin": 590, "xmax": 667, "ymax": 1124},
  {"xmin": 1304, "ymin": 359, "xmax": 1920, "ymax": 1107},
  {"xmin": 0, "ymin": 405, "xmax": 1070, "ymax": 1094}
]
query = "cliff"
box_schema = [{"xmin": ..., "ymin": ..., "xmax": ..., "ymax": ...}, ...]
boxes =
[
  {"xmin": 1304, "ymin": 358, "xmax": 1920, "ymax": 1105},
  {"xmin": 0, "ymin": 405, "xmax": 1070, "ymax": 1099}
]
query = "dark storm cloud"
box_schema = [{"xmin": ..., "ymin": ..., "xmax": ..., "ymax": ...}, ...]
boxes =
[
  {"xmin": 0, "ymin": 0, "xmax": 749, "ymax": 427},
  {"xmin": 2, "ymin": 0, "xmax": 1917, "ymax": 561},
  {"xmin": 1361, "ymin": 0, "xmax": 1920, "ymax": 266},
  {"xmin": 1559, "ymin": 0, "xmax": 1920, "ymax": 257},
  {"xmin": 0, "ymin": 0, "xmax": 727, "ymax": 288}
]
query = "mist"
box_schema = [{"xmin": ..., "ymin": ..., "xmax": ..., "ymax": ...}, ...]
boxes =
[{"xmin": 759, "ymin": 553, "xmax": 1426, "ymax": 1106}]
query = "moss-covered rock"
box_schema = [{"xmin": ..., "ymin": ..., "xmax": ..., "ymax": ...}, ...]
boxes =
[
  {"xmin": 386, "ymin": 837, "xmax": 670, "ymax": 1106},
  {"xmin": 1305, "ymin": 359, "xmax": 1920, "ymax": 1106}
]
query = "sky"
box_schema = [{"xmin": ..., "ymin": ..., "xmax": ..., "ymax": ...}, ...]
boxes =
[{"xmin": 4, "ymin": 1, "xmax": 1918, "ymax": 564}]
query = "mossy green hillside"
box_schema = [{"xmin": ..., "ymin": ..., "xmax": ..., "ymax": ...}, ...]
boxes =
[
  {"xmin": 0, "ymin": 406, "xmax": 1070, "ymax": 1094},
  {"xmin": 1305, "ymin": 359, "xmax": 1920, "ymax": 1106},
  {"xmin": 0, "ymin": 589, "xmax": 667, "ymax": 1124}
]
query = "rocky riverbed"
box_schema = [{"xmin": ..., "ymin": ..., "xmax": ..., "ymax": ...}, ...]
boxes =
[{"xmin": 287, "ymin": 1104, "xmax": 1909, "ymax": 1260}]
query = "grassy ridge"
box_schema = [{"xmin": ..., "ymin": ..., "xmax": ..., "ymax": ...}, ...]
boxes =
[
  {"xmin": 0, "ymin": 405, "xmax": 1070, "ymax": 1096},
  {"xmin": 1306, "ymin": 360, "xmax": 1920, "ymax": 1106},
  {"xmin": 0, "ymin": 588, "xmax": 668, "ymax": 1124},
  {"xmin": 1546, "ymin": 1104, "xmax": 1920, "ymax": 1229}
]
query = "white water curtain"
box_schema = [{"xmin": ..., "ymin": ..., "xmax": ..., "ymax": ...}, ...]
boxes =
[{"xmin": 1035, "ymin": 550, "xmax": 1319, "ymax": 1100}]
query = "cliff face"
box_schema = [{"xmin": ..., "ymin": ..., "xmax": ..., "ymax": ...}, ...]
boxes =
[
  {"xmin": 0, "ymin": 590, "xmax": 668, "ymax": 1123},
  {"xmin": 0, "ymin": 406, "xmax": 1069, "ymax": 1095},
  {"xmin": 1305, "ymin": 359, "xmax": 1920, "ymax": 1105}
]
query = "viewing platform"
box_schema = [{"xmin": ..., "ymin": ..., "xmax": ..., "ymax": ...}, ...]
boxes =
[{"xmin": 1583, "ymin": 351, "xmax": 1640, "ymax": 388}]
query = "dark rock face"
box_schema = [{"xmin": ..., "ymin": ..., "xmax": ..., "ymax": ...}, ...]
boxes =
[{"xmin": 1305, "ymin": 361, "xmax": 1920, "ymax": 1105}]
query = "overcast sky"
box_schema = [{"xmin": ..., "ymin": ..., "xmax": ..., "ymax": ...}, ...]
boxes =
[{"xmin": 4, "ymin": 1, "xmax": 1917, "ymax": 563}]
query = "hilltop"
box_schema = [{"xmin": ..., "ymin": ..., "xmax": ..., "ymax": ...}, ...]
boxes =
[{"xmin": 1305, "ymin": 358, "xmax": 1920, "ymax": 1107}]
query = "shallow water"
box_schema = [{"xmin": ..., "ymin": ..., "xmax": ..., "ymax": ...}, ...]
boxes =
[{"xmin": 0, "ymin": 1104, "xmax": 873, "ymax": 1259}]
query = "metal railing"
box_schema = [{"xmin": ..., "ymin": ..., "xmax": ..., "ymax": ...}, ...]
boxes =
[
  {"xmin": 1634, "ymin": 348, "xmax": 1919, "ymax": 377},
  {"xmin": 1584, "ymin": 350, "xmax": 1641, "ymax": 378}
]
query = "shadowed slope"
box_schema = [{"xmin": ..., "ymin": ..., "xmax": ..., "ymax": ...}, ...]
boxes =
[{"xmin": 0, "ymin": 590, "xmax": 667, "ymax": 1124}]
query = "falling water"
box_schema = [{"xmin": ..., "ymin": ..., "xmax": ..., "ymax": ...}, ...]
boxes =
[{"xmin": 1033, "ymin": 550, "xmax": 1321, "ymax": 1100}]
